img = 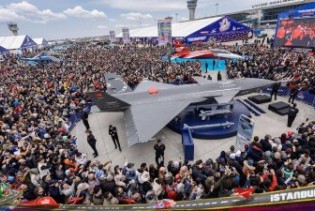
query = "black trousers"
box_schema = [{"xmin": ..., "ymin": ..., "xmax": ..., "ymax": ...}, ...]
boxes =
[
  {"xmin": 155, "ymin": 154, "xmax": 164, "ymax": 167},
  {"xmin": 270, "ymin": 90, "xmax": 278, "ymax": 100},
  {"xmin": 287, "ymin": 115, "xmax": 296, "ymax": 127},
  {"xmin": 88, "ymin": 140, "xmax": 98, "ymax": 155},
  {"xmin": 288, "ymin": 95, "xmax": 297, "ymax": 104},
  {"xmin": 111, "ymin": 136, "xmax": 121, "ymax": 151},
  {"xmin": 83, "ymin": 120, "xmax": 90, "ymax": 130}
]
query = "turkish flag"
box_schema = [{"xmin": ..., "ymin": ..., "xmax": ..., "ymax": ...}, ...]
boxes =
[
  {"xmin": 234, "ymin": 187, "xmax": 254, "ymax": 199},
  {"xmin": 19, "ymin": 197, "xmax": 59, "ymax": 208}
]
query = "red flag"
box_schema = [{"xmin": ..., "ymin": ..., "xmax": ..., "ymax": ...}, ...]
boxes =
[
  {"xmin": 19, "ymin": 197, "xmax": 59, "ymax": 207},
  {"xmin": 234, "ymin": 187, "xmax": 254, "ymax": 199}
]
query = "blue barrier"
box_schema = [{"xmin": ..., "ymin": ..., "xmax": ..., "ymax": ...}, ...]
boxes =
[
  {"xmin": 264, "ymin": 87, "xmax": 315, "ymax": 108},
  {"xmin": 68, "ymin": 103, "xmax": 92, "ymax": 132},
  {"xmin": 182, "ymin": 128, "xmax": 194, "ymax": 162},
  {"xmin": 171, "ymin": 58, "xmax": 226, "ymax": 72}
]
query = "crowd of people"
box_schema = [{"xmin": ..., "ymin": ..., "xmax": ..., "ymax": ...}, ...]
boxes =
[{"xmin": 0, "ymin": 40, "xmax": 314, "ymax": 207}]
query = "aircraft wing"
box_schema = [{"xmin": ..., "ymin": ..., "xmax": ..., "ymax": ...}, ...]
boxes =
[
  {"xmin": 105, "ymin": 73, "xmax": 133, "ymax": 94},
  {"xmin": 184, "ymin": 50, "xmax": 214, "ymax": 59},
  {"xmin": 215, "ymin": 53, "xmax": 244, "ymax": 60},
  {"xmin": 192, "ymin": 76, "xmax": 239, "ymax": 103},
  {"xmin": 134, "ymin": 79, "xmax": 176, "ymax": 92},
  {"xmin": 124, "ymin": 100, "xmax": 192, "ymax": 146}
]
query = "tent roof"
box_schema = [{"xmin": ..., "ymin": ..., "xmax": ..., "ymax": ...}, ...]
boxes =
[
  {"xmin": 33, "ymin": 37, "xmax": 48, "ymax": 45},
  {"xmin": 116, "ymin": 16, "xmax": 223, "ymax": 38},
  {"xmin": 0, "ymin": 35, "xmax": 37, "ymax": 50},
  {"xmin": 0, "ymin": 46, "xmax": 7, "ymax": 53}
]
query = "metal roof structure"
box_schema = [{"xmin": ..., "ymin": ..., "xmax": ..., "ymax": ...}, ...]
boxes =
[{"xmin": 116, "ymin": 16, "xmax": 223, "ymax": 38}]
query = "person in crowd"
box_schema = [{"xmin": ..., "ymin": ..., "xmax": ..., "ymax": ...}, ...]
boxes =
[
  {"xmin": 217, "ymin": 71, "xmax": 222, "ymax": 81},
  {"xmin": 154, "ymin": 139, "xmax": 166, "ymax": 167},
  {"xmin": 81, "ymin": 108, "xmax": 90, "ymax": 131},
  {"xmin": 86, "ymin": 130, "xmax": 98, "ymax": 157},
  {"xmin": 288, "ymin": 84, "xmax": 299, "ymax": 104},
  {"xmin": 109, "ymin": 125, "xmax": 121, "ymax": 152},
  {"xmin": 287, "ymin": 103, "xmax": 299, "ymax": 127},
  {"xmin": 270, "ymin": 82, "xmax": 281, "ymax": 101}
]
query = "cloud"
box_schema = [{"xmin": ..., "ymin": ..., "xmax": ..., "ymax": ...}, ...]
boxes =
[
  {"xmin": 63, "ymin": 6, "xmax": 107, "ymax": 18},
  {"xmin": 2, "ymin": 1, "xmax": 66, "ymax": 23},
  {"xmin": 97, "ymin": 25, "xmax": 108, "ymax": 29},
  {"xmin": 0, "ymin": 8, "xmax": 23, "ymax": 22},
  {"xmin": 0, "ymin": 1, "xmax": 107, "ymax": 24},
  {"xmin": 42, "ymin": 9, "xmax": 67, "ymax": 21},
  {"xmin": 7, "ymin": 1, "xmax": 38, "ymax": 14},
  {"xmin": 120, "ymin": 12, "xmax": 153, "ymax": 21},
  {"xmin": 103, "ymin": 0, "xmax": 186, "ymax": 12},
  {"xmin": 109, "ymin": 18, "xmax": 116, "ymax": 22}
]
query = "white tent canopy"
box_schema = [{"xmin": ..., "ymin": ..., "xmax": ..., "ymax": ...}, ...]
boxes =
[
  {"xmin": 0, "ymin": 35, "xmax": 37, "ymax": 50},
  {"xmin": 33, "ymin": 37, "xmax": 48, "ymax": 46},
  {"xmin": 116, "ymin": 16, "xmax": 222, "ymax": 38}
]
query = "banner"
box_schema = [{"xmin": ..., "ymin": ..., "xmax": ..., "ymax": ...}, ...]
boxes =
[
  {"xmin": 185, "ymin": 16, "xmax": 252, "ymax": 43},
  {"xmin": 236, "ymin": 114, "xmax": 254, "ymax": 150},
  {"xmin": 122, "ymin": 28, "xmax": 130, "ymax": 43},
  {"xmin": 109, "ymin": 30, "xmax": 116, "ymax": 43},
  {"xmin": 158, "ymin": 19, "xmax": 172, "ymax": 45}
]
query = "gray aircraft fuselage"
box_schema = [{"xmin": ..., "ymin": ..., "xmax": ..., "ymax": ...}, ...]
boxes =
[{"xmin": 111, "ymin": 78, "xmax": 275, "ymax": 107}]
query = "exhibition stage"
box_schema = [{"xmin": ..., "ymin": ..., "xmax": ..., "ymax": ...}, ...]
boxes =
[{"xmin": 168, "ymin": 100, "xmax": 250, "ymax": 139}]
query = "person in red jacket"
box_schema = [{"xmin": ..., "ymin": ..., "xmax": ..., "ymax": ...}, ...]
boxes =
[{"xmin": 261, "ymin": 168, "xmax": 278, "ymax": 192}]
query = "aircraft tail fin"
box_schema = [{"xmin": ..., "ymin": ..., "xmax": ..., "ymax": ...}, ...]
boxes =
[
  {"xmin": 86, "ymin": 91, "xmax": 130, "ymax": 112},
  {"xmin": 173, "ymin": 40, "xmax": 190, "ymax": 54}
]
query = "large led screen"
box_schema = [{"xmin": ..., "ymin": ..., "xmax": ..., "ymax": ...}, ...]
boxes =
[{"xmin": 275, "ymin": 17, "xmax": 315, "ymax": 48}]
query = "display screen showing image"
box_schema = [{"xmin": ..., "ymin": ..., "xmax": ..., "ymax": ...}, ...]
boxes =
[{"xmin": 275, "ymin": 17, "xmax": 315, "ymax": 48}]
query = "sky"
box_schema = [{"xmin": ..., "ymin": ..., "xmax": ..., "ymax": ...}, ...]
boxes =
[{"xmin": 0, "ymin": 0, "xmax": 269, "ymax": 40}]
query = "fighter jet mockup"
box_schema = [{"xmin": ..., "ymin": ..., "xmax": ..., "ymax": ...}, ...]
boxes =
[
  {"xmin": 87, "ymin": 73, "xmax": 276, "ymax": 147},
  {"xmin": 171, "ymin": 41, "xmax": 244, "ymax": 60},
  {"xmin": 20, "ymin": 52, "xmax": 61, "ymax": 64}
]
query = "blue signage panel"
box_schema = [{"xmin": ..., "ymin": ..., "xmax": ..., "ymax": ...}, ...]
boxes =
[
  {"xmin": 185, "ymin": 16, "xmax": 252, "ymax": 43},
  {"xmin": 236, "ymin": 114, "xmax": 254, "ymax": 150}
]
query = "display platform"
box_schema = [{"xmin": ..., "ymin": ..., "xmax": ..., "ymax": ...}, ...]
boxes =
[
  {"xmin": 168, "ymin": 101, "xmax": 250, "ymax": 139},
  {"xmin": 170, "ymin": 58, "xmax": 226, "ymax": 72},
  {"xmin": 248, "ymin": 94, "xmax": 271, "ymax": 104},
  {"xmin": 268, "ymin": 101, "xmax": 291, "ymax": 115}
]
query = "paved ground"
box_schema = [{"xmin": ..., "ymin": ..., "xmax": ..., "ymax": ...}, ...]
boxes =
[{"xmin": 72, "ymin": 94, "xmax": 315, "ymax": 167}]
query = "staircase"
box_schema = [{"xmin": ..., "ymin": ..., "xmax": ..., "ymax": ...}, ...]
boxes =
[{"xmin": 237, "ymin": 99, "xmax": 263, "ymax": 116}]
